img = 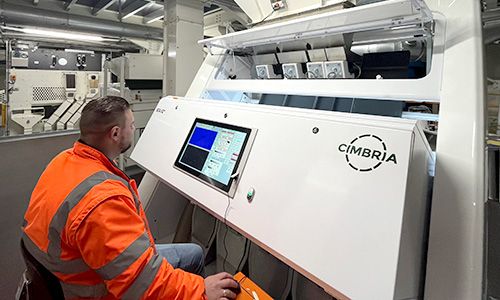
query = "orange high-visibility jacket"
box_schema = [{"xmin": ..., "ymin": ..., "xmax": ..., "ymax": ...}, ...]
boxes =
[{"xmin": 22, "ymin": 141, "xmax": 206, "ymax": 299}]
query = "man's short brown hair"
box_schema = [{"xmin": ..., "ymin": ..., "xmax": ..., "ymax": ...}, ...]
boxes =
[{"xmin": 80, "ymin": 96, "xmax": 130, "ymax": 137}]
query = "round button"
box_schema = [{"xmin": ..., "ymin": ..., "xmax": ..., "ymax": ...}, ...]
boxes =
[{"xmin": 247, "ymin": 188, "xmax": 255, "ymax": 202}]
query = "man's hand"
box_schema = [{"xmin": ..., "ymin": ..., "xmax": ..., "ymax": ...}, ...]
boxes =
[{"xmin": 204, "ymin": 272, "xmax": 240, "ymax": 300}]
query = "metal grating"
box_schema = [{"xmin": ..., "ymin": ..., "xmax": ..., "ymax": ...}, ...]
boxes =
[{"xmin": 32, "ymin": 86, "xmax": 67, "ymax": 103}]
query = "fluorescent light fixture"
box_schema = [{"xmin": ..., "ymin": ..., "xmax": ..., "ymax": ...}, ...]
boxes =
[
  {"xmin": 23, "ymin": 28, "xmax": 104, "ymax": 41},
  {"xmin": 124, "ymin": 9, "xmax": 145, "ymax": 19},
  {"xmin": 390, "ymin": 24, "xmax": 418, "ymax": 31},
  {"xmin": 123, "ymin": 3, "xmax": 153, "ymax": 20},
  {"xmin": 146, "ymin": 15, "xmax": 163, "ymax": 24},
  {"xmin": 1, "ymin": 26, "xmax": 103, "ymax": 41},
  {"xmin": 15, "ymin": 44, "xmax": 30, "ymax": 50},
  {"xmin": 64, "ymin": 49, "xmax": 95, "ymax": 54}
]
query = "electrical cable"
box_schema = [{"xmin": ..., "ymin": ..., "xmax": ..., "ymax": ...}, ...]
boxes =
[
  {"xmin": 327, "ymin": 71, "xmax": 337, "ymax": 79},
  {"xmin": 423, "ymin": 128, "xmax": 437, "ymax": 135},
  {"xmin": 235, "ymin": 239, "xmax": 248, "ymax": 272},
  {"xmin": 352, "ymin": 62, "xmax": 362, "ymax": 79},
  {"xmin": 408, "ymin": 105, "xmax": 432, "ymax": 113},
  {"xmin": 279, "ymin": 270, "xmax": 291, "ymax": 299},
  {"xmin": 305, "ymin": 71, "xmax": 317, "ymax": 79},
  {"xmin": 204, "ymin": 212, "xmax": 218, "ymax": 250},
  {"xmin": 222, "ymin": 195, "xmax": 231, "ymax": 272},
  {"xmin": 221, "ymin": 193, "xmax": 249, "ymax": 273},
  {"xmin": 414, "ymin": 40, "xmax": 426, "ymax": 62},
  {"xmin": 251, "ymin": 10, "xmax": 276, "ymax": 27}
]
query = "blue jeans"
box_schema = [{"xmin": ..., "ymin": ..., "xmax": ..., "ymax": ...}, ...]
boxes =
[{"xmin": 156, "ymin": 243, "xmax": 205, "ymax": 276}]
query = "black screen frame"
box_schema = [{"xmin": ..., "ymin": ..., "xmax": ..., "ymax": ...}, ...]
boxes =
[{"xmin": 174, "ymin": 118, "xmax": 252, "ymax": 193}]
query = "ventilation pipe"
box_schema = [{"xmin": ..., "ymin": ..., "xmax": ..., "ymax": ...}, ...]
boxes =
[{"xmin": 0, "ymin": 2, "xmax": 163, "ymax": 40}]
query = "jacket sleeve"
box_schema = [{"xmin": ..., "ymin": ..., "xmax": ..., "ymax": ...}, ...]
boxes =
[{"xmin": 74, "ymin": 194, "xmax": 206, "ymax": 299}]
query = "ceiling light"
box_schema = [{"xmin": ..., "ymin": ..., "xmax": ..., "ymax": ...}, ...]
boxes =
[
  {"xmin": 64, "ymin": 49, "xmax": 95, "ymax": 54},
  {"xmin": 1, "ymin": 26, "xmax": 104, "ymax": 42},
  {"xmin": 146, "ymin": 16, "xmax": 164, "ymax": 24},
  {"xmin": 123, "ymin": 3, "xmax": 153, "ymax": 20}
]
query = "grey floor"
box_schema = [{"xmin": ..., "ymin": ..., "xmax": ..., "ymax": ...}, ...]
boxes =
[{"xmin": 0, "ymin": 132, "xmax": 79, "ymax": 298}]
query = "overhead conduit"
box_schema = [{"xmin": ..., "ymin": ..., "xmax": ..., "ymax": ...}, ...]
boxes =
[{"xmin": 0, "ymin": 2, "xmax": 163, "ymax": 40}]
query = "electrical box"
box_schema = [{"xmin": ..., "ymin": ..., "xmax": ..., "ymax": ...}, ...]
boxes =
[
  {"xmin": 110, "ymin": 54, "xmax": 163, "ymax": 80},
  {"xmin": 27, "ymin": 49, "xmax": 102, "ymax": 71},
  {"xmin": 282, "ymin": 63, "xmax": 304, "ymax": 79},
  {"xmin": 324, "ymin": 61, "xmax": 353, "ymax": 79},
  {"xmin": 87, "ymin": 73, "xmax": 100, "ymax": 98},
  {"xmin": 12, "ymin": 50, "xmax": 29, "ymax": 68},
  {"xmin": 271, "ymin": 0, "xmax": 285, "ymax": 10},
  {"xmin": 306, "ymin": 62, "xmax": 326, "ymax": 79},
  {"xmin": 255, "ymin": 64, "xmax": 279, "ymax": 79}
]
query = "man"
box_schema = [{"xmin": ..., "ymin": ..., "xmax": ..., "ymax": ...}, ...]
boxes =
[{"xmin": 22, "ymin": 96, "xmax": 239, "ymax": 299}]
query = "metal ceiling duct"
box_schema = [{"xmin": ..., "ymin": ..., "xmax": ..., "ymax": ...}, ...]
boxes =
[{"xmin": 0, "ymin": 2, "xmax": 163, "ymax": 40}]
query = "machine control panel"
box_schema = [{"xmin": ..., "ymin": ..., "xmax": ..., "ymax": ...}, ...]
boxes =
[
  {"xmin": 24, "ymin": 49, "xmax": 102, "ymax": 71},
  {"xmin": 174, "ymin": 118, "xmax": 257, "ymax": 197}
]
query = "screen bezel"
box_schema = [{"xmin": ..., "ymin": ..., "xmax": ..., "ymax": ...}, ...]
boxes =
[{"xmin": 174, "ymin": 118, "xmax": 253, "ymax": 194}]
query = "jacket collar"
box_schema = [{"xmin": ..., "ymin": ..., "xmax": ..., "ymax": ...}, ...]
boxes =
[{"xmin": 73, "ymin": 140, "xmax": 130, "ymax": 181}]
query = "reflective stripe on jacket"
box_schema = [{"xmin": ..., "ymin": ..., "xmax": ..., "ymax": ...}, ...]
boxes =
[{"xmin": 22, "ymin": 141, "xmax": 206, "ymax": 299}]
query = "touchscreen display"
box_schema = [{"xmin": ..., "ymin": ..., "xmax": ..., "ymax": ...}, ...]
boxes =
[{"xmin": 175, "ymin": 119, "xmax": 252, "ymax": 192}]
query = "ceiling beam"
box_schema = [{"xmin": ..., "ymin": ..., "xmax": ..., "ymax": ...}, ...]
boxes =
[
  {"xmin": 143, "ymin": 8, "xmax": 164, "ymax": 24},
  {"xmin": 122, "ymin": 0, "xmax": 154, "ymax": 20},
  {"xmin": 64, "ymin": 0, "xmax": 79, "ymax": 11},
  {"xmin": 92, "ymin": 0, "xmax": 118, "ymax": 15}
]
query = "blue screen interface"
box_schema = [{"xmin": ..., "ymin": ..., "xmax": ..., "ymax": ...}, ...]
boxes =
[{"xmin": 179, "ymin": 122, "xmax": 248, "ymax": 185}]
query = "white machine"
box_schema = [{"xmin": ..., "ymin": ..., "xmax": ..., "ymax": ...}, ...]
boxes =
[
  {"xmin": 6, "ymin": 47, "xmax": 103, "ymax": 135},
  {"xmin": 132, "ymin": 0, "xmax": 485, "ymax": 299},
  {"xmin": 107, "ymin": 53, "xmax": 163, "ymax": 168},
  {"xmin": 134, "ymin": 97, "xmax": 431, "ymax": 299},
  {"xmin": 8, "ymin": 70, "xmax": 102, "ymax": 134}
]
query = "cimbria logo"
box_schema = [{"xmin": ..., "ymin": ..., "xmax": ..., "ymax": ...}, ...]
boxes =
[{"xmin": 338, "ymin": 134, "xmax": 397, "ymax": 172}]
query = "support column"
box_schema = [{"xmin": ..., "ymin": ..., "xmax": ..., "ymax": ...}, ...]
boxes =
[{"xmin": 163, "ymin": 0, "xmax": 204, "ymax": 97}]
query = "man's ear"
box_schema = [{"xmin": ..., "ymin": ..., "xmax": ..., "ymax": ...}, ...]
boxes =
[{"xmin": 109, "ymin": 126, "xmax": 121, "ymax": 142}]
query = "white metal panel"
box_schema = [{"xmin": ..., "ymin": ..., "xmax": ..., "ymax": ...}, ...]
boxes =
[
  {"xmin": 234, "ymin": 0, "xmax": 354, "ymax": 24},
  {"xmin": 110, "ymin": 55, "xmax": 163, "ymax": 80},
  {"xmin": 126, "ymin": 54, "xmax": 163, "ymax": 80},
  {"xmin": 9, "ymin": 69, "xmax": 103, "ymax": 109},
  {"xmin": 9, "ymin": 69, "xmax": 66, "ymax": 109},
  {"xmin": 132, "ymin": 97, "xmax": 431, "ymax": 299},
  {"xmin": 207, "ymin": 76, "xmax": 439, "ymax": 101},
  {"xmin": 232, "ymin": 0, "xmax": 269, "ymax": 24},
  {"xmin": 44, "ymin": 98, "xmax": 74, "ymax": 131},
  {"xmin": 424, "ymin": 0, "xmax": 486, "ymax": 299},
  {"xmin": 200, "ymin": 0, "xmax": 432, "ymax": 50}
]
